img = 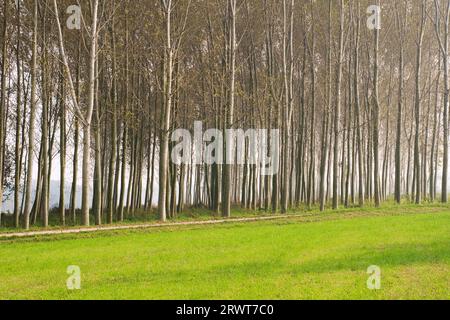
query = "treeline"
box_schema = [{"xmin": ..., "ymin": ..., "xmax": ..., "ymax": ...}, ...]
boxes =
[{"xmin": 0, "ymin": 0, "xmax": 449, "ymax": 230}]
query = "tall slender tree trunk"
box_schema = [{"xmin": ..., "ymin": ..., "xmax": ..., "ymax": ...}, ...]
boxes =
[
  {"xmin": 413, "ymin": 1, "xmax": 426, "ymax": 204},
  {"xmin": 93, "ymin": 58, "xmax": 102, "ymax": 225},
  {"xmin": 14, "ymin": 0, "xmax": 22, "ymax": 228},
  {"xmin": 59, "ymin": 66, "xmax": 66, "ymax": 226},
  {"xmin": 118, "ymin": 8, "xmax": 129, "ymax": 222},
  {"xmin": 333, "ymin": 0, "xmax": 344, "ymax": 210},
  {"xmin": 23, "ymin": 0, "xmax": 38, "ymax": 229},
  {"xmin": 222, "ymin": 0, "xmax": 237, "ymax": 218},
  {"xmin": 281, "ymin": 0, "xmax": 294, "ymax": 213},
  {"xmin": 394, "ymin": 3, "xmax": 405, "ymax": 204},
  {"xmin": 159, "ymin": 0, "xmax": 174, "ymax": 221},
  {"xmin": 307, "ymin": 0, "xmax": 315, "ymax": 210},
  {"xmin": 319, "ymin": 0, "xmax": 332, "ymax": 212},
  {"xmin": 372, "ymin": 0, "xmax": 381, "ymax": 208},
  {"xmin": 432, "ymin": 0, "xmax": 450, "ymax": 203},
  {"xmin": 80, "ymin": 0, "xmax": 99, "ymax": 226},
  {"xmin": 430, "ymin": 52, "xmax": 441, "ymax": 201},
  {"xmin": 0, "ymin": 0, "xmax": 8, "ymax": 226},
  {"xmin": 441, "ymin": 3, "xmax": 450, "ymax": 203},
  {"xmin": 107, "ymin": 16, "xmax": 118, "ymax": 223},
  {"xmin": 354, "ymin": 3, "xmax": 364, "ymax": 206},
  {"xmin": 40, "ymin": 4, "xmax": 50, "ymax": 228}
]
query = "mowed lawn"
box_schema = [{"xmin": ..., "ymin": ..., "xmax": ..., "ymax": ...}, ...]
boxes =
[{"xmin": 0, "ymin": 208, "xmax": 450, "ymax": 300}]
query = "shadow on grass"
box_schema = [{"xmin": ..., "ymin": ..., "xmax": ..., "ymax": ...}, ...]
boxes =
[
  {"xmin": 173, "ymin": 240, "xmax": 450, "ymax": 279},
  {"xmin": 286, "ymin": 240, "xmax": 450, "ymax": 274},
  {"xmin": 115, "ymin": 241, "xmax": 450, "ymax": 289}
]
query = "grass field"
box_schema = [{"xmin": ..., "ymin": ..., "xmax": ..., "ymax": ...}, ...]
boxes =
[{"xmin": 0, "ymin": 204, "xmax": 449, "ymax": 300}]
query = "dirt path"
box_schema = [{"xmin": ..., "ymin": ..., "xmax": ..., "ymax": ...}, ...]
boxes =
[
  {"xmin": 2, "ymin": 208, "xmax": 441, "ymax": 239},
  {"xmin": 0, "ymin": 215, "xmax": 297, "ymax": 239}
]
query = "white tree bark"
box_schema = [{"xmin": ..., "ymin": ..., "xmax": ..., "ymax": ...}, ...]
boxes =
[
  {"xmin": 54, "ymin": 0, "xmax": 99, "ymax": 226},
  {"xmin": 23, "ymin": 0, "xmax": 38, "ymax": 230},
  {"xmin": 159, "ymin": 0, "xmax": 174, "ymax": 222}
]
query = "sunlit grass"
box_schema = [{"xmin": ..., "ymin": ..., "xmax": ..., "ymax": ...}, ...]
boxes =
[{"xmin": 0, "ymin": 204, "xmax": 449, "ymax": 300}]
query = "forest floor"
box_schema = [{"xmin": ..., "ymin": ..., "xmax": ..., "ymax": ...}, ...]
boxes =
[{"xmin": 0, "ymin": 204, "xmax": 449, "ymax": 299}]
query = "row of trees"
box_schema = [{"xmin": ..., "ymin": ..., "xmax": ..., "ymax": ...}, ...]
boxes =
[{"xmin": 0, "ymin": 0, "xmax": 449, "ymax": 230}]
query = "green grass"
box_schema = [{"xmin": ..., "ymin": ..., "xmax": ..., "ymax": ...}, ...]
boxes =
[
  {"xmin": 0, "ymin": 204, "xmax": 449, "ymax": 300},
  {"xmin": 0, "ymin": 205, "xmax": 273, "ymax": 233}
]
